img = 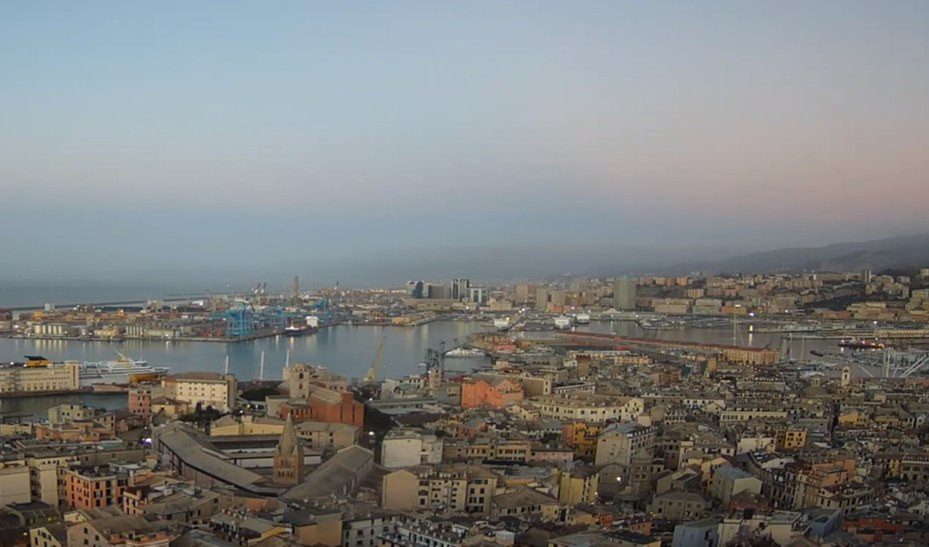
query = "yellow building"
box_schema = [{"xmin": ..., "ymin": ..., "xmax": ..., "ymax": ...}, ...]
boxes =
[
  {"xmin": 565, "ymin": 422, "xmax": 601, "ymax": 459},
  {"xmin": 382, "ymin": 464, "xmax": 499, "ymax": 515},
  {"xmin": 558, "ymin": 466, "xmax": 599, "ymax": 506},
  {"xmin": 720, "ymin": 347, "xmax": 780, "ymax": 365},
  {"xmin": 288, "ymin": 509, "xmax": 343, "ymax": 546},
  {"xmin": 0, "ymin": 362, "xmax": 80, "ymax": 393},
  {"xmin": 211, "ymin": 415, "xmax": 286, "ymax": 436},
  {"xmin": 492, "ymin": 486, "xmax": 561, "ymax": 522},
  {"xmin": 775, "ymin": 427, "xmax": 807, "ymax": 451}
]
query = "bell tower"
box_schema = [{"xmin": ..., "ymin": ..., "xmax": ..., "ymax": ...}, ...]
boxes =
[{"xmin": 273, "ymin": 414, "xmax": 304, "ymax": 486}]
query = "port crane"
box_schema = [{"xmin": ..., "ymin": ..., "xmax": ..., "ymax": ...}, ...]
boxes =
[{"xmin": 364, "ymin": 336, "xmax": 387, "ymax": 384}]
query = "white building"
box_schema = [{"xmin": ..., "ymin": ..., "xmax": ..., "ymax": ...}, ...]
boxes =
[
  {"xmin": 162, "ymin": 373, "xmax": 237, "ymax": 412},
  {"xmin": 381, "ymin": 428, "xmax": 444, "ymax": 469}
]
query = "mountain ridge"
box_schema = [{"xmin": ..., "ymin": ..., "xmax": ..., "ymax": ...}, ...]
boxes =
[{"xmin": 663, "ymin": 234, "xmax": 929, "ymax": 275}]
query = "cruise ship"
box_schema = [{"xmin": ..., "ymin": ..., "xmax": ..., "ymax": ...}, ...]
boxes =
[{"xmin": 79, "ymin": 356, "xmax": 170, "ymax": 386}]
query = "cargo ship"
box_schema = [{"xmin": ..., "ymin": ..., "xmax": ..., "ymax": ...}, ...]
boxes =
[{"xmin": 79, "ymin": 355, "xmax": 170, "ymax": 386}]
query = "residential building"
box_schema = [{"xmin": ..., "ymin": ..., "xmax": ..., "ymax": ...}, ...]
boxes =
[
  {"xmin": 710, "ymin": 465, "xmax": 763, "ymax": 506},
  {"xmin": 650, "ymin": 491, "xmax": 708, "ymax": 521},
  {"xmin": 381, "ymin": 464, "xmax": 500, "ymax": 514},
  {"xmin": 672, "ymin": 518, "xmax": 721, "ymax": 547},
  {"xmin": 128, "ymin": 385, "xmax": 156, "ymax": 422},
  {"xmin": 0, "ymin": 460, "xmax": 31, "ymax": 506},
  {"xmin": 66, "ymin": 510, "xmax": 173, "ymax": 547},
  {"xmin": 491, "ymin": 486, "xmax": 560, "ymax": 522},
  {"xmin": 64, "ymin": 467, "xmax": 127, "ymax": 511},
  {"xmin": 613, "ymin": 278, "xmax": 636, "ymax": 310},
  {"xmin": 558, "ymin": 465, "xmax": 598, "ymax": 506},
  {"xmin": 595, "ymin": 423, "xmax": 656, "ymax": 466},
  {"xmin": 47, "ymin": 404, "xmax": 97, "ymax": 425},
  {"xmin": 533, "ymin": 394, "xmax": 644, "ymax": 423},
  {"xmin": 460, "ymin": 377, "xmax": 524, "ymax": 409},
  {"xmin": 381, "ymin": 428, "xmax": 444, "ymax": 469}
]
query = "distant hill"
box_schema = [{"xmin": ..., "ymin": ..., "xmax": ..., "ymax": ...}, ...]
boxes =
[{"xmin": 670, "ymin": 234, "xmax": 929, "ymax": 274}]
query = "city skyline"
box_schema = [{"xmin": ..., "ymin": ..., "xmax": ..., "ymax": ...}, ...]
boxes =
[{"xmin": 1, "ymin": 1, "xmax": 927, "ymax": 284}]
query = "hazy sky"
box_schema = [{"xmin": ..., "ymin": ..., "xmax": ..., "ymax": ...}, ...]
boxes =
[{"xmin": 1, "ymin": 1, "xmax": 927, "ymax": 286}]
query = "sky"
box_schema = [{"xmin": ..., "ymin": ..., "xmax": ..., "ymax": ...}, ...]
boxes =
[{"xmin": 1, "ymin": 1, "xmax": 927, "ymax": 287}]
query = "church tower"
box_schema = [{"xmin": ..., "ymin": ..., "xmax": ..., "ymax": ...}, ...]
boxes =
[
  {"xmin": 841, "ymin": 366, "xmax": 851, "ymax": 388},
  {"xmin": 273, "ymin": 414, "xmax": 304, "ymax": 486}
]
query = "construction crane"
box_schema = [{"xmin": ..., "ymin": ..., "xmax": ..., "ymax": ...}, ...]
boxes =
[{"xmin": 364, "ymin": 336, "xmax": 387, "ymax": 384}]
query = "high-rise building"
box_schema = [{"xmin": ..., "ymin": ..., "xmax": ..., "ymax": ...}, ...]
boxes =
[
  {"xmin": 613, "ymin": 277, "xmax": 636, "ymax": 310},
  {"xmin": 468, "ymin": 287, "xmax": 489, "ymax": 305},
  {"xmin": 452, "ymin": 278, "xmax": 471, "ymax": 301},
  {"xmin": 427, "ymin": 283, "xmax": 447, "ymax": 299},
  {"xmin": 408, "ymin": 280, "xmax": 425, "ymax": 299},
  {"xmin": 515, "ymin": 283, "xmax": 531, "ymax": 304},
  {"xmin": 550, "ymin": 289, "xmax": 566, "ymax": 307},
  {"xmin": 535, "ymin": 287, "xmax": 549, "ymax": 311}
]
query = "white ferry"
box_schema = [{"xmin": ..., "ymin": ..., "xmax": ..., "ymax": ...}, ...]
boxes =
[
  {"xmin": 79, "ymin": 355, "xmax": 170, "ymax": 386},
  {"xmin": 444, "ymin": 347, "xmax": 485, "ymax": 358}
]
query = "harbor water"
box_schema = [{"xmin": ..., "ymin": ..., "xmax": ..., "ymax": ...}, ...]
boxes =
[{"xmin": 0, "ymin": 320, "xmax": 839, "ymax": 418}]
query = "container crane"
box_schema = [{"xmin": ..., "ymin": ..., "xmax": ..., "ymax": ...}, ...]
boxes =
[{"xmin": 364, "ymin": 336, "xmax": 387, "ymax": 384}]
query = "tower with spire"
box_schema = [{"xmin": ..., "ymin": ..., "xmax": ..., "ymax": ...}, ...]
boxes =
[{"xmin": 273, "ymin": 413, "xmax": 304, "ymax": 486}]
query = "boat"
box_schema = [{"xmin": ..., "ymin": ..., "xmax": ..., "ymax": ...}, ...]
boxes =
[
  {"xmin": 838, "ymin": 339, "xmax": 885, "ymax": 350},
  {"xmin": 284, "ymin": 325, "xmax": 306, "ymax": 337},
  {"xmin": 637, "ymin": 318, "xmax": 683, "ymax": 331},
  {"xmin": 493, "ymin": 318, "xmax": 512, "ymax": 331},
  {"xmin": 444, "ymin": 347, "xmax": 485, "ymax": 358},
  {"xmin": 553, "ymin": 316, "xmax": 574, "ymax": 330},
  {"xmin": 79, "ymin": 356, "xmax": 169, "ymax": 386},
  {"xmin": 574, "ymin": 313, "xmax": 591, "ymax": 325}
]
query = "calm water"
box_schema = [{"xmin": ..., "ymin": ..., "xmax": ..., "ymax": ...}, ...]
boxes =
[
  {"xmin": 0, "ymin": 319, "xmax": 841, "ymax": 418},
  {"xmin": 0, "ymin": 321, "xmax": 491, "ymax": 382}
]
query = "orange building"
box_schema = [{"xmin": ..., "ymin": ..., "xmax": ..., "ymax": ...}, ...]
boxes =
[
  {"xmin": 460, "ymin": 378, "xmax": 524, "ymax": 409},
  {"xmin": 64, "ymin": 467, "xmax": 127, "ymax": 511},
  {"xmin": 281, "ymin": 387, "xmax": 363, "ymax": 427}
]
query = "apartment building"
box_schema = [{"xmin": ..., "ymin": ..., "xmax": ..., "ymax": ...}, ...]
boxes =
[
  {"xmin": 532, "ymin": 394, "xmax": 644, "ymax": 423},
  {"xmin": 64, "ymin": 467, "xmax": 128, "ymax": 511},
  {"xmin": 595, "ymin": 423, "xmax": 656, "ymax": 467},
  {"xmin": 381, "ymin": 428, "xmax": 444, "ymax": 468},
  {"xmin": 382, "ymin": 464, "xmax": 500, "ymax": 514}
]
